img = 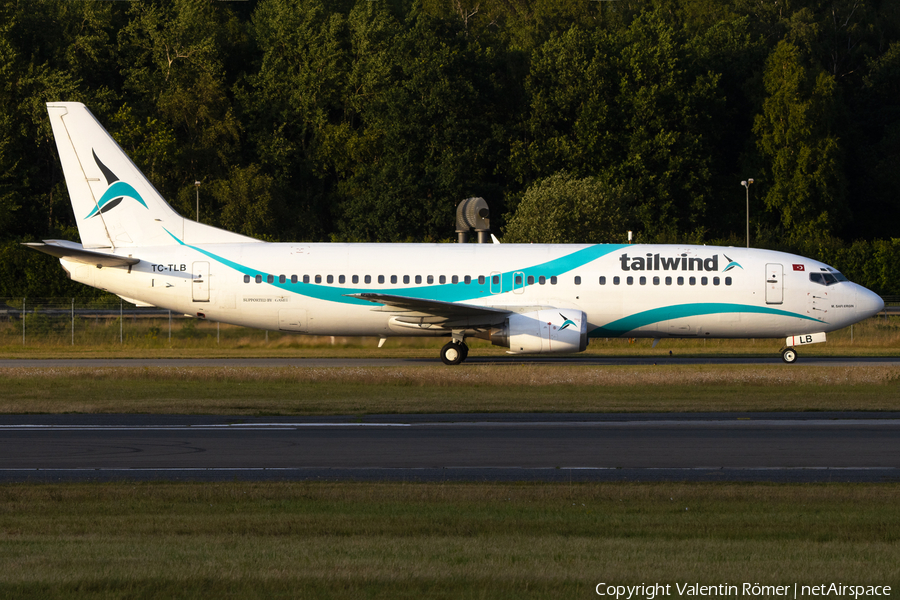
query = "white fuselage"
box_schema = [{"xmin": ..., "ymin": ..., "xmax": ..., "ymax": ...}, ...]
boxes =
[{"xmin": 61, "ymin": 242, "xmax": 884, "ymax": 341}]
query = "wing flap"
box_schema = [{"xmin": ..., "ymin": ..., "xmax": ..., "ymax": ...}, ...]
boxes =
[{"xmin": 346, "ymin": 293, "xmax": 510, "ymax": 326}]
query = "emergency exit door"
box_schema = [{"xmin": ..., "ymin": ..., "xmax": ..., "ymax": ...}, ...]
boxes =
[
  {"xmin": 192, "ymin": 261, "xmax": 209, "ymax": 302},
  {"xmin": 765, "ymin": 263, "xmax": 783, "ymax": 304}
]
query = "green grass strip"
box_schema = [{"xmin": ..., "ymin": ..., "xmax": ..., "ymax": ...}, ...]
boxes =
[
  {"xmin": 0, "ymin": 365, "xmax": 897, "ymax": 414},
  {"xmin": 0, "ymin": 482, "xmax": 897, "ymax": 599}
]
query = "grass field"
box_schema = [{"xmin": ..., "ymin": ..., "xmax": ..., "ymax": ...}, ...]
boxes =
[
  {"xmin": 0, "ymin": 482, "xmax": 897, "ymax": 599},
  {"xmin": 1, "ymin": 316, "xmax": 896, "ymax": 598},
  {"xmin": 0, "ymin": 364, "xmax": 897, "ymax": 414}
]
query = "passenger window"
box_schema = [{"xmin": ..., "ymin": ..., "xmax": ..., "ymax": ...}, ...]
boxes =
[
  {"xmin": 303, "ymin": 275, "xmax": 310, "ymax": 284},
  {"xmin": 339, "ymin": 275, "xmax": 345, "ymax": 284},
  {"xmin": 550, "ymin": 276, "xmax": 557, "ymax": 285},
  {"xmin": 574, "ymin": 276, "xmax": 581, "ymax": 285},
  {"xmin": 653, "ymin": 276, "xmax": 660, "ymax": 285},
  {"xmin": 364, "ymin": 275, "xmax": 371, "ymax": 284},
  {"xmin": 439, "ymin": 275, "xmax": 445, "ymax": 284},
  {"xmin": 279, "ymin": 275, "xmax": 286, "ymax": 284},
  {"xmin": 378, "ymin": 275, "xmax": 385, "ymax": 284},
  {"xmin": 326, "ymin": 275, "xmax": 334, "ymax": 284},
  {"xmin": 528, "ymin": 276, "xmax": 535, "ymax": 285},
  {"xmin": 492, "ymin": 275, "xmax": 500, "ymax": 285},
  {"xmin": 315, "ymin": 275, "xmax": 322, "ymax": 284},
  {"xmin": 689, "ymin": 277, "xmax": 696, "ymax": 285},
  {"xmin": 713, "ymin": 277, "xmax": 720, "ymax": 285},
  {"xmin": 478, "ymin": 275, "xmax": 486, "ymax": 285},
  {"xmin": 539, "ymin": 276, "xmax": 546, "ymax": 285},
  {"xmin": 599, "ymin": 276, "xmax": 606, "ymax": 285},
  {"xmin": 515, "ymin": 275, "xmax": 523, "ymax": 285},
  {"xmin": 243, "ymin": 275, "xmax": 250, "ymax": 284},
  {"xmin": 452, "ymin": 275, "xmax": 459, "ymax": 284},
  {"xmin": 416, "ymin": 275, "xmax": 422, "ymax": 284},
  {"xmin": 639, "ymin": 276, "xmax": 646, "ymax": 285},
  {"xmin": 255, "ymin": 275, "xmax": 262, "ymax": 283},
  {"xmin": 352, "ymin": 275, "xmax": 359, "ymax": 284},
  {"xmin": 613, "ymin": 276, "xmax": 620, "ymax": 285},
  {"xmin": 267, "ymin": 275, "xmax": 274, "ymax": 284},
  {"xmin": 665, "ymin": 277, "xmax": 672, "ymax": 285},
  {"xmin": 677, "ymin": 277, "xmax": 684, "ymax": 286},
  {"xmin": 627, "ymin": 276, "xmax": 634, "ymax": 285},
  {"xmin": 291, "ymin": 275, "xmax": 298, "ymax": 284},
  {"xmin": 464, "ymin": 275, "xmax": 471, "ymax": 284},
  {"xmin": 401, "ymin": 275, "xmax": 407, "ymax": 284},
  {"xmin": 725, "ymin": 277, "xmax": 732, "ymax": 286},
  {"xmin": 427, "ymin": 275, "xmax": 434, "ymax": 284},
  {"xmin": 701, "ymin": 277, "xmax": 708, "ymax": 286}
]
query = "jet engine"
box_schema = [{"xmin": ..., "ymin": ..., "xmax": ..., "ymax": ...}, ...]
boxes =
[{"xmin": 489, "ymin": 309, "xmax": 588, "ymax": 354}]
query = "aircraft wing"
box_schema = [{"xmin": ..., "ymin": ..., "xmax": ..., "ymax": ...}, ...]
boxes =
[
  {"xmin": 345, "ymin": 293, "xmax": 510, "ymax": 326},
  {"xmin": 23, "ymin": 240, "xmax": 140, "ymax": 268}
]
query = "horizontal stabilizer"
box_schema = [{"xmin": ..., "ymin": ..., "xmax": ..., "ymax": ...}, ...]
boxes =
[{"xmin": 23, "ymin": 240, "xmax": 139, "ymax": 268}]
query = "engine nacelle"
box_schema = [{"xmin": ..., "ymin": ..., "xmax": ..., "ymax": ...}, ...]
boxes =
[{"xmin": 490, "ymin": 309, "xmax": 588, "ymax": 354}]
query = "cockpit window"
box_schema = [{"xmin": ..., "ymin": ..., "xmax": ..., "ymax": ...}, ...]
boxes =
[
  {"xmin": 827, "ymin": 268, "xmax": 849, "ymax": 282},
  {"xmin": 810, "ymin": 272, "xmax": 840, "ymax": 286}
]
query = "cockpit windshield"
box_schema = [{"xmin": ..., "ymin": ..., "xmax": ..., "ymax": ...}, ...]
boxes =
[{"xmin": 810, "ymin": 268, "xmax": 848, "ymax": 286}]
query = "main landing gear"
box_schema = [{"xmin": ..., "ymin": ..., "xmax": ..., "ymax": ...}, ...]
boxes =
[
  {"xmin": 440, "ymin": 340, "xmax": 469, "ymax": 365},
  {"xmin": 781, "ymin": 347, "xmax": 798, "ymax": 363}
]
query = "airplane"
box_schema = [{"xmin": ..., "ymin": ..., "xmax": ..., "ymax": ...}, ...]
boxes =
[{"xmin": 26, "ymin": 102, "xmax": 885, "ymax": 364}]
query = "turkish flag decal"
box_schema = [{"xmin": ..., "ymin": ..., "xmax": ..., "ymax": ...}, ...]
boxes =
[{"xmin": 793, "ymin": 264, "xmax": 805, "ymax": 271}]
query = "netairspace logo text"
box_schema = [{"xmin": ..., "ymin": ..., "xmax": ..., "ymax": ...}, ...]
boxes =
[{"xmin": 595, "ymin": 583, "xmax": 892, "ymax": 599}]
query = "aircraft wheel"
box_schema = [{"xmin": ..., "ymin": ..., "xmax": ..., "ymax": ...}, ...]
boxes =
[
  {"xmin": 782, "ymin": 347, "xmax": 798, "ymax": 364},
  {"xmin": 441, "ymin": 341, "xmax": 465, "ymax": 365},
  {"xmin": 459, "ymin": 343, "xmax": 469, "ymax": 362}
]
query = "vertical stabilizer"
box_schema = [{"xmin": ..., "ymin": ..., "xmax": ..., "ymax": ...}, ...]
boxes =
[{"xmin": 46, "ymin": 102, "xmax": 260, "ymax": 248}]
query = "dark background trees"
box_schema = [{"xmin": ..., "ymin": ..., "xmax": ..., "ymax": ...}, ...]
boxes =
[{"xmin": 1, "ymin": 0, "xmax": 898, "ymax": 295}]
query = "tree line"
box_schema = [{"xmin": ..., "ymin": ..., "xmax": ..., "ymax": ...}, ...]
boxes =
[{"xmin": 1, "ymin": 0, "xmax": 898, "ymax": 297}]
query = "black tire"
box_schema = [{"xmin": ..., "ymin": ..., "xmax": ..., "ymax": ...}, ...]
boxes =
[
  {"xmin": 782, "ymin": 347, "xmax": 798, "ymax": 363},
  {"xmin": 459, "ymin": 343, "xmax": 469, "ymax": 362},
  {"xmin": 441, "ymin": 342, "xmax": 465, "ymax": 365}
]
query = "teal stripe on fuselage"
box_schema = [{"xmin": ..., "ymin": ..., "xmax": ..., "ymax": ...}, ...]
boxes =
[
  {"xmin": 165, "ymin": 231, "xmax": 627, "ymax": 306},
  {"xmin": 588, "ymin": 303, "xmax": 825, "ymax": 338},
  {"xmin": 164, "ymin": 232, "xmax": 822, "ymax": 333}
]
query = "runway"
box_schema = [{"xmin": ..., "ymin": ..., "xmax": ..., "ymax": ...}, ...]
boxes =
[
  {"xmin": 1, "ymin": 356, "xmax": 899, "ymax": 368},
  {"xmin": 1, "ymin": 412, "xmax": 898, "ymax": 483}
]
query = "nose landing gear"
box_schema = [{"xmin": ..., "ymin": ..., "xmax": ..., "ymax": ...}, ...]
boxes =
[{"xmin": 781, "ymin": 347, "xmax": 798, "ymax": 363}]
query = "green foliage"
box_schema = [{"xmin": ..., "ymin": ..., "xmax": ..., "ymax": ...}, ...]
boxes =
[
  {"xmin": 516, "ymin": 10, "xmax": 722, "ymax": 238},
  {"xmin": 333, "ymin": 5, "xmax": 517, "ymax": 242},
  {"xmin": 753, "ymin": 40, "xmax": 847, "ymax": 240},
  {"xmin": 0, "ymin": 0, "xmax": 897, "ymax": 294},
  {"xmin": 503, "ymin": 171, "xmax": 634, "ymax": 244}
]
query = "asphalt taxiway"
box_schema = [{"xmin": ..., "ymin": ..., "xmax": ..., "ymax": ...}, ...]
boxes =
[
  {"xmin": 1, "ymin": 356, "xmax": 899, "ymax": 368},
  {"xmin": 1, "ymin": 412, "xmax": 898, "ymax": 483}
]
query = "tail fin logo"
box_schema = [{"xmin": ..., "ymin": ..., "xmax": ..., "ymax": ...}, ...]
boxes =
[{"xmin": 84, "ymin": 150, "xmax": 149, "ymax": 219}]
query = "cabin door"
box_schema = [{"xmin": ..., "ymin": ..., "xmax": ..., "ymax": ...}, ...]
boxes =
[
  {"xmin": 765, "ymin": 263, "xmax": 783, "ymax": 304},
  {"xmin": 192, "ymin": 261, "xmax": 210, "ymax": 302}
]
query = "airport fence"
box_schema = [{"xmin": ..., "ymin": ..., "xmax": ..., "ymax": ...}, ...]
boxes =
[
  {"xmin": 0, "ymin": 297, "xmax": 897, "ymax": 350},
  {"xmin": 0, "ymin": 297, "xmax": 267, "ymax": 347}
]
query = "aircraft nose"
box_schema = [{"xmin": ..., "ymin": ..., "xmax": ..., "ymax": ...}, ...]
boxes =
[{"xmin": 856, "ymin": 285, "xmax": 885, "ymax": 319}]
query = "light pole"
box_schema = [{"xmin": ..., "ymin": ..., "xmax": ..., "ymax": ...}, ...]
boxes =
[
  {"xmin": 741, "ymin": 178, "xmax": 753, "ymax": 248},
  {"xmin": 194, "ymin": 181, "xmax": 201, "ymax": 221}
]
